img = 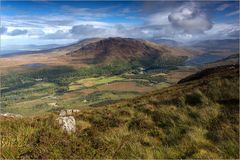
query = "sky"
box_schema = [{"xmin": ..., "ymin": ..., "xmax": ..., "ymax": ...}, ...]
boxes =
[{"xmin": 0, "ymin": 0, "xmax": 239, "ymax": 51}]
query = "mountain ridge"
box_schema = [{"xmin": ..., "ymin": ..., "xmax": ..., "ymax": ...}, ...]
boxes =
[{"xmin": 189, "ymin": 39, "xmax": 239, "ymax": 56}]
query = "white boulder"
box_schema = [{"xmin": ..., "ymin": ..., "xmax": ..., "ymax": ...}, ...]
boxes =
[{"xmin": 57, "ymin": 116, "xmax": 76, "ymax": 134}]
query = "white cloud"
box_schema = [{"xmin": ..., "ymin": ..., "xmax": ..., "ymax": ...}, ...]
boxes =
[
  {"xmin": 69, "ymin": 25, "xmax": 106, "ymax": 38},
  {"xmin": 61, "ymin": 5, "xmax": 110, "ymax": 19},
  {"xmin": 226, "ymin": 9, "xmax": 240, "ymax": 17},
  {"xmin": 0, "ymin": 27, "xmax": 8, "ymax": 34},
  {"xmin": 216, "ymin": 4, "xmax": 230, "ymax": 11},
  {"xmin": 42, "ymin": 30, "xmax": 71, "ymax": 40},
  {"xmin": 204, "ymin": 22, "xmax": 239, "ymax": 39},
  {"xmin": 168, "ymin": 3, "xmax": 212, "ymax": 33},
  {"xmin": 1, "ymin": 2, "xmax": 238, "ymax": 49},
  {"xmin": 27, "ymin": 29, "xmax": 45, "ymax": 36},
  {"xmin": 7, "ymin": 29, "xmax": 28, "ymax": 36},
  {"xmin": 146, "ymin": 12, "xmax": 171, "ymax": 25}
]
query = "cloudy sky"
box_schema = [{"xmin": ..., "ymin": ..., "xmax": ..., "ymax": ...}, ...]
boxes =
[{"xmin": 1, "ymin": 1, "xmax": 239, "ymax": 50}]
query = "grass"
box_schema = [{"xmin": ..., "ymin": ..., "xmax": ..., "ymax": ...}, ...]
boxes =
[
  {"xmin": 155, "ymin": 82, "xmax": 170, "ymax": 89},
  {"xmin": 0, "ymin": 65, "xmax": 239, "ymax": 159},
  {"xmin": 1, "ymin": 74, "xmax": 163, "ymax": 116},
  {"xmin": 69, "ymin": 76, "xmax": 124, "ymax": 91}
]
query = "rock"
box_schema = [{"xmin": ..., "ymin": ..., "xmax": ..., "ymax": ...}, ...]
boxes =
[
  {"xmin": 66, "ymin": 109, "xmax": 73, "ymax": 116},
  {"xmin": 0, "ymin": 113, "xmax": 23, "ymax": 118},
  {"xmin": 57, "ymin": 109, "xmax": 80, "ymax": 134},
  {"xmin": 73, "ymin": 109, "xmax": 80, "ymax": 113},
  {"xmin": 59, "ymin": 110, "xmax": 66, "ymax": 117},
  {"xmin": 57, "ymin": 116, "xmax": 76, "ymax": 134},
  {"xmin": 48, "ymin": 102, "xmax": 58, "ymax": 107}
]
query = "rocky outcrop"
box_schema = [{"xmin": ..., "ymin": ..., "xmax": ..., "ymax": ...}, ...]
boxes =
[
  {"xmin": 57, "ymin": 116, "xmax": 76, "ymax": 134},
  {"xmin": 56, "ymin": 109, "xmax": 80, "ymax": 134}
]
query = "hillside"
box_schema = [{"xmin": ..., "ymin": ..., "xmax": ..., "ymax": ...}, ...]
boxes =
[
  {"xmin": 0, "ymin": 37, "xmax": 198, "ymax": 73},
  {"xmin": 0, "ymin": 38, "xmax": 103, "ymax": 57},
  {"xmin": 1, "ymin": 64, "xmax": 238, "ymax": 159},
  {"xmin": 178, "ymin": 64, "xmax": 239, "ymax": 83},
  {"xmin": 205, "ymin": 53, "xmax": 239, "ymax": 68},
  {"xmin": 147, "ymin": 38, "xmax": 183, "ymax": 47},
  {"xmin": 1, "ymin": 38, "xmax": 202, "ymax": 116},
  {"xmin": 190, "ymin": 39, "xmax": 239, "ymax": 56},
  {"xmin": 66, "ymin": 37, "xmax": 197, "ymax": 64}
]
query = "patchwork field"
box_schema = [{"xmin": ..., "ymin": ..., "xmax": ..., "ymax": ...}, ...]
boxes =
[
  {"xmin": 1, "ymin": 64, "xmax": 183, "ymax": 116},
  {"xmin": 69, "ymin": 76, "xmax": 125, "ymax": 91}
]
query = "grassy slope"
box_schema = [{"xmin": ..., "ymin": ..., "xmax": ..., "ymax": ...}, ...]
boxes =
[{"xmin": 0, "ymin": 65, "xmax": 239, "ymax": 159}]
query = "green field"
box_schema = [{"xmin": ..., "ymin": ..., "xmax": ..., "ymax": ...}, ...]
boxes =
[
  {"xmin": 1, "ymin": 64, "xmax": 170, "ymax": 116},
  {"xmin": 69, "ymin": 76, "xmax": 125, "ymax": 91}
]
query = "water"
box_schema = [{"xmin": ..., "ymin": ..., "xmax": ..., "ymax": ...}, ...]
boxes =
[
  {"xmin": 23, "ymin": 63, "xmax": 47, "ymax": 68},
  {"xmin": 145, "ymin": 66, "xmax": 176, "ymax": 73},
  {"xmin": 185, "ymin": 53, "xmax": 224, "ymax": 65}
]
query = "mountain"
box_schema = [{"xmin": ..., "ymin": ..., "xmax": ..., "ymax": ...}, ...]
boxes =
[
  {"xmin": 185, "ymin": 53, "xmax": 225, "ymax": 65},
  {"xmin": 0, "ymin": 37, "xmax": 200, "ymax": 73},
  {"xmin": 1, "ymin": 64, "xmax": 238, "ymax": 159},
  {"xmin": 190, "ymin": 39, "xmax": 239, "ymax": 56},
  {"xmin": 0, "ymin": 38, "xmax": 103, "ymax": 57},
  {"xmin": 66, "ymin": 37, "xmax": 198, "ymax": 64},
  {"xmin": 178, "ymin": 64, "xmax": 238, "ymax": 83},
  {"xmin": 204, "ymin": 53, "xmax": 239, "ymax": 68},
  {"xmin": 0, "ymin": 44, "xmax": 63, "ymax": 56},
  {"xmin": 214, "ymin": 53, "xmax": 239, "ymax": 63}
]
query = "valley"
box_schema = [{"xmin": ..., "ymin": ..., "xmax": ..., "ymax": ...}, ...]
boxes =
[
  {"xmin": 1, "ymin": 1, "xmax": 239, "ymax": 159},
  {"xmin": 0, "ymin": 37, "xmax": 239, "ymax": 159},
  {"xmin": 1, "ymin": 62, "xmax": 187, "ymax": 116},
  {"xmin": 1, "ymin": 64, "xmax": 239, "ymax": 159},
  {"xmin": 0, "ymin": 37, "xmax": 201, "ymax": 116}
]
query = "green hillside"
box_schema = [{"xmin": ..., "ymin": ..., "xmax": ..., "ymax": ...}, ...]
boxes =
[{"xmin": 1, "ymin": 64, "xmax": 239, "ymax": 159}]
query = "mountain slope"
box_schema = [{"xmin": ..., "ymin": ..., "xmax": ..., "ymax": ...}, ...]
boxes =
[
  {"xmin": 1, "ymin": 64, "xmax": 239, "ymax": 159},
  {"xmin": 215, "ymin": 53, "xmax": 239, "ymax": 64},
  {"xmin": 66, "ymin": 37, "xmax": 198, "ymax": 64},
  {"xmin": 148, "ymin": 38, "xmax": 183, "ymax": 47},
  {"xmin": 178, "ymin": 64, "xmax": 239, "ymax": 83},
  {"xmin": 204, "ymin": 53, "xmax": 239, "ymax": 68},
  {"xmin": 0, "ymin": 37, "xmax": 199, "ymax": 72},
  {"xmin": 185, "ymin": 53, "xmax": 224, "ymax": 65},
  {"xmin": 190, "ymin": 39, "xmax": 239, "ymax": 56}
]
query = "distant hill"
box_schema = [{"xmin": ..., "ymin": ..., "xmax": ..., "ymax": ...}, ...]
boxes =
[
  {"xmin": 0, "ymin": 44, "xmax": 63, "ymax": 56},
  {"xmin": 204, "ymin": 53, "xmax": 239, "ymax": 68},
  {"xmin": 66, "ymin": 37, "xmax": 198, "ymax": 65},
  {"xmin": 190, "ymin": 39, "xmax": 239, "ymax": 56},
  {"xmin": 147, "ymin": 38, "xmax": 183, "ymax": 47},
  {"xmin": 0, "ymin": 38, "xmax": 103, "ymax": 57},
  {"xmin": 0, "ymin": 37, "xmax": 200, "ymax": 73},
  {"xmin": 215, "ymin": 53, "xmax": 239, "ymax": 63},
  {"xmin": 185, "ymin": 53, "xmax": 225, "ymax": 65}
]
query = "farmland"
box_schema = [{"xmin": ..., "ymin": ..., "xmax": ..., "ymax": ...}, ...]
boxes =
[{"xmin": 1, "ymin": 62, "xmax": 183, "ymax": 116}]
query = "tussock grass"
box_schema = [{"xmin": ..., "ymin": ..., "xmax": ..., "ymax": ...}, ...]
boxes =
[{"xmin": 0, "ymin": 65, "xmax": 239, "ymax": 159}]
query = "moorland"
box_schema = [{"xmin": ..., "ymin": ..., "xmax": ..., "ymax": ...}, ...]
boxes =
[{"xmin": 0, "ymin": 37, "xmax": 239, "ymax": 159}]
